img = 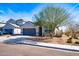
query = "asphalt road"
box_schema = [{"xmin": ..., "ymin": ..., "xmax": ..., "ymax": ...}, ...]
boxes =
[{"xmin": 0, "ymin": 43, "xmax": 79, "ymax": 56}]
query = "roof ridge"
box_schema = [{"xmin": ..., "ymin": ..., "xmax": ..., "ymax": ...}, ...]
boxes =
[{"xmin": 9, "ymin": 23, "xmax": 20, "ymax": 28}]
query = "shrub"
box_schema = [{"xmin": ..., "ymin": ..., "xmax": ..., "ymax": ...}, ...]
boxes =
[
  {"xmin": 75, "ymin": 42, "xmax": 79, "ymax": 44},
  {"xmin": 64, "ymin": 30, "xmax": 71, "ymax": 37},
  {"xmin": 66, "ymin": 37, "xmax": 72, "ymax": 43}
]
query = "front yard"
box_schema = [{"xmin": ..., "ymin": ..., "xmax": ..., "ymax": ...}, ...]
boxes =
[{"xmin": 0, "ymin": 34, "xmax": 79, "ymax": 46}]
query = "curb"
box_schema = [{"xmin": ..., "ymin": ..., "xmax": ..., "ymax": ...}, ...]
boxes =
[{"xmin": 16, "ymin": 41, "xmax": 79, "ymax": 52}]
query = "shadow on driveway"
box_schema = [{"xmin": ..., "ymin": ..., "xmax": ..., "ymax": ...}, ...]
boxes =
[{"xmin": 3, "ymin": 37, "xmax": 38, "ymax": 45}]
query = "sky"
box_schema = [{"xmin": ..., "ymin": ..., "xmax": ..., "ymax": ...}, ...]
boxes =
[{"xmin": 0, "ymin": 3, "xmax": 79, "ymax": 23}]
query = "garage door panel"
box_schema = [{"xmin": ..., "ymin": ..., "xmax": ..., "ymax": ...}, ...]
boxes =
[{"xmin": 23, "ymin": 28, "xmax": 36, "ymax": 36}]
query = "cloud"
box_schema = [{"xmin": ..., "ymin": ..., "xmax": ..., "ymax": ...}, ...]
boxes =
[
  {"xmin": 0, "ymin": 8, "xmax": 32, "ymax": 22},
  {"xmin": 0, "ymin": 10, "xmax": 5, "ymax": 14}
]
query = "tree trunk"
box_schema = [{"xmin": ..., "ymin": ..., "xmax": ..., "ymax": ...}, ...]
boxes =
[{"xmin": 39, "ymin": 26, "xmax": 42, "ymax": 36}]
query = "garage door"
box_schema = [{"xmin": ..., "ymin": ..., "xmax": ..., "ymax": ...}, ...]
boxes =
[{"xmin": 23, "ymin": 28, "xmax": 36, "ymax": 36}]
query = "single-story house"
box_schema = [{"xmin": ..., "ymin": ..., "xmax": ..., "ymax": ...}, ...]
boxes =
[
  {"xmin": 3, "ymin": 23, "xmax": 21, "ymax": 35},
  {"xmin": 1, "ymin": 19, "xmax": 44, "ymax": 36},
  {"xmin": 21, "ymin": 21, "xmax": 39, "ymax": 36}
]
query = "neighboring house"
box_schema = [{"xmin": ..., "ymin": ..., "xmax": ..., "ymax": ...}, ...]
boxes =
[
  {"xmin": 7, "ymin": 19, "xmax": 16, "ymax": 24},
  {"xmin": 21, "ymin": 21, "xmax": 39, "ymax": 36},
  {"xmin": 16, "ymin": 19, "xmax": 26, "ymax": 26},
  {"xmin": 3, "ymin": 23, "xmax": 21, "ymax": 35}
]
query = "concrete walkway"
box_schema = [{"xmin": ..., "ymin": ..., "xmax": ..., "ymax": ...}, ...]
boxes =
[{"xmin": 0, "ymin": 35, "xmax": 79, "ymax": 52}]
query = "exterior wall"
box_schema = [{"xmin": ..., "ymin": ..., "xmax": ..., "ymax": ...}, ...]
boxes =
[
  {"xmin": 3, "ymin": 23, "xmax": 21, "ymax": 35},
  {"xmin": 21, "ymin": 23, "xmax": 35, "ymax": 28},
  {"xmin": 13, "ymin": 28, "xmax": 21, "ymax": 34},
  {"xmin": 35, "ymin": 26, "xmax": 39, "ymax": 36}
]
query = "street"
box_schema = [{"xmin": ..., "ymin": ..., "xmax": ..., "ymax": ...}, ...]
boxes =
[{"xmin": 0, "ymin": 43, "xmax": 79, "ymax": 56}]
